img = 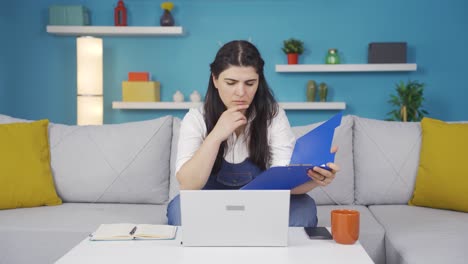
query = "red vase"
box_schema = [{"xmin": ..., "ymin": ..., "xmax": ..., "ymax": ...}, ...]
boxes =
[
  {"xmin": 114, "ymin": 0, "xmax": 127, "ymax": 26},
  {"xmin": 287, "ymin": 53, "xmax": 299, "ymax": 64}
]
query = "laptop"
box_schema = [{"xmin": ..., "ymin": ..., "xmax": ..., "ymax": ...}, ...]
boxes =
[{"xmin": 180, "ymin": 190, "xmax": 290, "ymax": 247}]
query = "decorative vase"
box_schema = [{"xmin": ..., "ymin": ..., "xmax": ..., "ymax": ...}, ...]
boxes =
[
  {"xmin": 306, "ymin": 80, "xmax": 317, "ymax": 102},
  {"xmin": 400, "ymin": 105, "xmax": 408, "ymax": 122},
  {"xmin": 114, "ymin": 0, "xmax": 127, "ymax": 26},
  {"xmin": 173, "ymin": 90, "xmax": 184, "ymax": 102},
  {"xmin": 160, "ymin": 10, "xmax": 174, "ymax": 26},
  {"xmin": 287, "ymin": 53, "xmax": 299, "ymax": 64},
  {"xmin": 190, "ymin": 90, "xmax": 201, "ymax": 102},
  {"xmin": 325, "ymin": 48, "xmax": 340, "ymax": 64},
  {"xmin": 319, "ymin": 82, "xmax": 328, "ymax": 102}
]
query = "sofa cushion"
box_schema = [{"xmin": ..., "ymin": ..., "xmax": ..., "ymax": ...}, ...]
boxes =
[
  {"xmin": 292, "ymin": 115, "xmax": 354, "ymax": 205},
  {"xmin": 409, "ymin": 118, "xmax": 468, "ymax": 212},
  {"xmin": 0, "ymin": 202, "xmax": 168, "ymax": 264},
  {"xmin": 169, "ymin": 117, "xmax": 181, "ymax": 201},
  {"xmin": 317, "ymin": 205, "xmax": 385, "ymax": 264},
  {"xmin": 0, "ymin": 114, "xmax": 173, "ymax": 204},
  {"xmin": 0, "ymin": 119, "xmax": 62, "ymax": 209},
  {"xmin": 0, "ymin": 202, "xmax": 168, "ymax": 232},
  {"xmin": 369, "ymin": 205, "xmax": 468, "ymax": 264},
  {"xmin": 50, "ymin": 117, "xmax": 172, "ymax": 204},
  {"xmin": 353, "ymin": 116, "xmax": 421, "ymax": 205},
  {"xmin": 0, "ymin": 230, "xmax": 86, "ymax": 264},
  {"xmin": 0, "ymin": 114, "xmax": 29, "ymax": 123}
]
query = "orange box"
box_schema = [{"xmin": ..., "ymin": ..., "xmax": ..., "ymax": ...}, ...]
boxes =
[{"xmin": 128, "ymin": 72, "xmax": 150, "ymax": 81}]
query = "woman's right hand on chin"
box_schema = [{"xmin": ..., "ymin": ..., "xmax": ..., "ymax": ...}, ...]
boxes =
[{"xmin": 211, "ymin": 105, "xmax": 249, "ymax": 141}]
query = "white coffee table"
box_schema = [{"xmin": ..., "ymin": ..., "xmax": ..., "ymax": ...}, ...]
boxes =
[{"xmin": 55, "ymin": 227, "xmax": 374, "ymax": 264}]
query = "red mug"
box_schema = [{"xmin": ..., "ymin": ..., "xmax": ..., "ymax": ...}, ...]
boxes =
[{"xmin": 331, "ymin": 209, "xmax": 360, "ymax": 245}]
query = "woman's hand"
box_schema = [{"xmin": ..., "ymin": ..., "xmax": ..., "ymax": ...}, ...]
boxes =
[
  {"xmin": 291, "ymin": 146, "xmax": 340, "ymax": 194},
  {"xmin": 307, "ymin": 146, "xmax": 340, "ymax": 187},
  {"xmin": 211, "ymin": 105, "xmax": 249, "ymax": 142}
]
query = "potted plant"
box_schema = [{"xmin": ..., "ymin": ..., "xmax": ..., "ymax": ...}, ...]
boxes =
[
  {"xmin": 282, "ymin": 38, "xmax": 304, "ymax": 64},
  {"xmin": 386, "ymin": 80, "xmax": 428, "ymax": 122}
]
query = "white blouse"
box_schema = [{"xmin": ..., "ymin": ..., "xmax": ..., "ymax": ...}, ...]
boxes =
[{"xmin": 175, "ymin": 106, "xmax": 296, "ymax": 174}]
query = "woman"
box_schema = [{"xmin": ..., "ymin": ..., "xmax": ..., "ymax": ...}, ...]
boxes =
[{"xmin": 167, "ymin": 40, "xmax": 339, "ymax": 227}]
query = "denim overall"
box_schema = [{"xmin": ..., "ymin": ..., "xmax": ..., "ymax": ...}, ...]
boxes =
[{"xmin": 167, "ymin": 159, "xmax": 318, "ymax": 227}]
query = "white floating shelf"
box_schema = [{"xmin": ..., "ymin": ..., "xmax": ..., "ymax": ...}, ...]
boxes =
[
  {"xmin": 46, "ymin": 26, "xmax": 184, "ymax": 36},
  {"xmin": 112, "ymin": 101, "xmax": 346, "ymax": 110},
  {"xmin": 113, "ymin": 102, "xmax": 201, "ymax": 110},
  {"xmin": 280, "ymin": 102, "xmax": 346, "ymax": 110},
  {"xmin": 275, "ymin": 63, "xmax": 417, "ymax": 72}
]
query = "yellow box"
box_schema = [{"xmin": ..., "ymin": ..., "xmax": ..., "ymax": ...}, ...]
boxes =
[{"xmin": 122, "ymin": 81, "xmax": 160, "ymax": 102}]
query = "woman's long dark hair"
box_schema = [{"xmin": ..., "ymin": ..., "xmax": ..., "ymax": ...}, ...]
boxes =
[{"xmin": 204, "ymin": 40, "xmax": 278, "ymax": 173}]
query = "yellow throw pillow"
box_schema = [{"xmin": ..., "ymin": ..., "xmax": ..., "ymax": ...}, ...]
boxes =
[
  {"xmin": 409, "ymin": 117, "xmax": 468, "ymax": 212},
  {"xmin": 0, "ymin": 120, "xmax": 62, "ymax": 209}
]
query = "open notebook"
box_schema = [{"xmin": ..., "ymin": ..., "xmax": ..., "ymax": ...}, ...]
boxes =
[
  {"xmin": 241, "ymin": 111, "xmax": 342, "ymax": 190},
  {"xmin": 89, "ymin": 223, "xmax": 177, "ymax": 241}
]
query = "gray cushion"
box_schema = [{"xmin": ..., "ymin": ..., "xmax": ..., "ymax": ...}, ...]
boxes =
[
  {"xmin": 369, "ymin": 205, "xmax": 468, "ymax": 264},
  {"xmin": 292, "ymin": 115, "xmax": 354, "ymax": 205},
  {"xmin": 0, "ymin": 230, "xmax": 87, "ymax": 264},
  {"xmin": 0, "ymin": 202, "xmax": 168, "ymax": 264},
  {"xmin": 0, "ymin": 114, "xmax": 173, "ymax": 204},
  {"xmin": 50, "ymin": 117, "xmax": 172, "ymax": 204},
  {"xmin": 169, "ymin": 117, "xmax": 181, "ymax": 201},
  {"xmin": 353, "ymin": 116, "xmax": 421, "ymax": 205},
  {"xmin": 0, "ymin": 114, "xmax": 31, "ymax": 123},
  {"xmin": 0, "ymin": 203, "xmax": 168, "ymax": 232},
  {"xmin": 317, "ymin": 205, "xmax": 386, "ymax": 264}
]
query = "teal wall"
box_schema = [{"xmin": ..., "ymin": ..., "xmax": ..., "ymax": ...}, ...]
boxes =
[
  {"xmin": 2, "ymin": 0, "xmax": 468, "ymax": 125},
  {"xmin": 0, "ymin": 3, "xmax": 12, "ymax": 114}
]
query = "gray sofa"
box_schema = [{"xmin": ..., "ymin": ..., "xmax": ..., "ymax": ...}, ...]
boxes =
[{"xmin": 0, "ymin": 114, "xmax": 467, "ymax": 264}]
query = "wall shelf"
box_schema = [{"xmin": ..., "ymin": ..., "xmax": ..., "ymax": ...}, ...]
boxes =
[
  {"xmin": 112, "ymin": 101, "xmax": 346, "ymax": 110},
  {"xmin": 113, "ymin": 102, "xmax": 200, "ymax": 110},
  {"xmin": 46, "ymin": 26, "xmax": 184, "ymax": 36},
  {"xmin": 275, "ymin": 63, "xmax": 417, "ymax": 72},
  {"xmin": 280, "ymin": 102, "xmax": 346, "ymax": 110}
]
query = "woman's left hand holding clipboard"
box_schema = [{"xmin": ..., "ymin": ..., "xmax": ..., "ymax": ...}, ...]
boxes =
[{"xmin": 307, "ymin": 146, "xmax": 340, "ymax": 186}]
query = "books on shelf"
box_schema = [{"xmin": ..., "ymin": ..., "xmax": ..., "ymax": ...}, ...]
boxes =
[{"xmin": 90, "ymin": 223, "xmax": 177, "ymax": 241}]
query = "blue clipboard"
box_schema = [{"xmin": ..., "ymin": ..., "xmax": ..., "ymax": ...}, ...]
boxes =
[{"xmin": 241, "ymin": 111, "xmax": 343, "ymax": 190}]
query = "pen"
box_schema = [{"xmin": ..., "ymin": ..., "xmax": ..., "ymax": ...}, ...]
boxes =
[{"xmin": 130, "ymin": 226, "xmax": 137, "ymax": 235}]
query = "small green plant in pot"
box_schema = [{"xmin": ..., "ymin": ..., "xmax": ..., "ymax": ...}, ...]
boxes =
[
  {"xmin": 282, "ymin": 38, "xmax": 304, "ymax": 64},
  {"xmin": 386, "ymin": 80, "xmax": 428, "ymax": 122}
]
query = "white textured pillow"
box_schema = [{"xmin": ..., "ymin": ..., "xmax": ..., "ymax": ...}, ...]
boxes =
[
  {"xmin": 353, "ymin": 116, "xmax": 421, "ymax": 205},
  {"xmin": 292, "ymin": 115, "xmax": 354, "ymax": 205},
  {"xmin": 0, "ymin": 114, "xmax": 173, "ymax": 204}
]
